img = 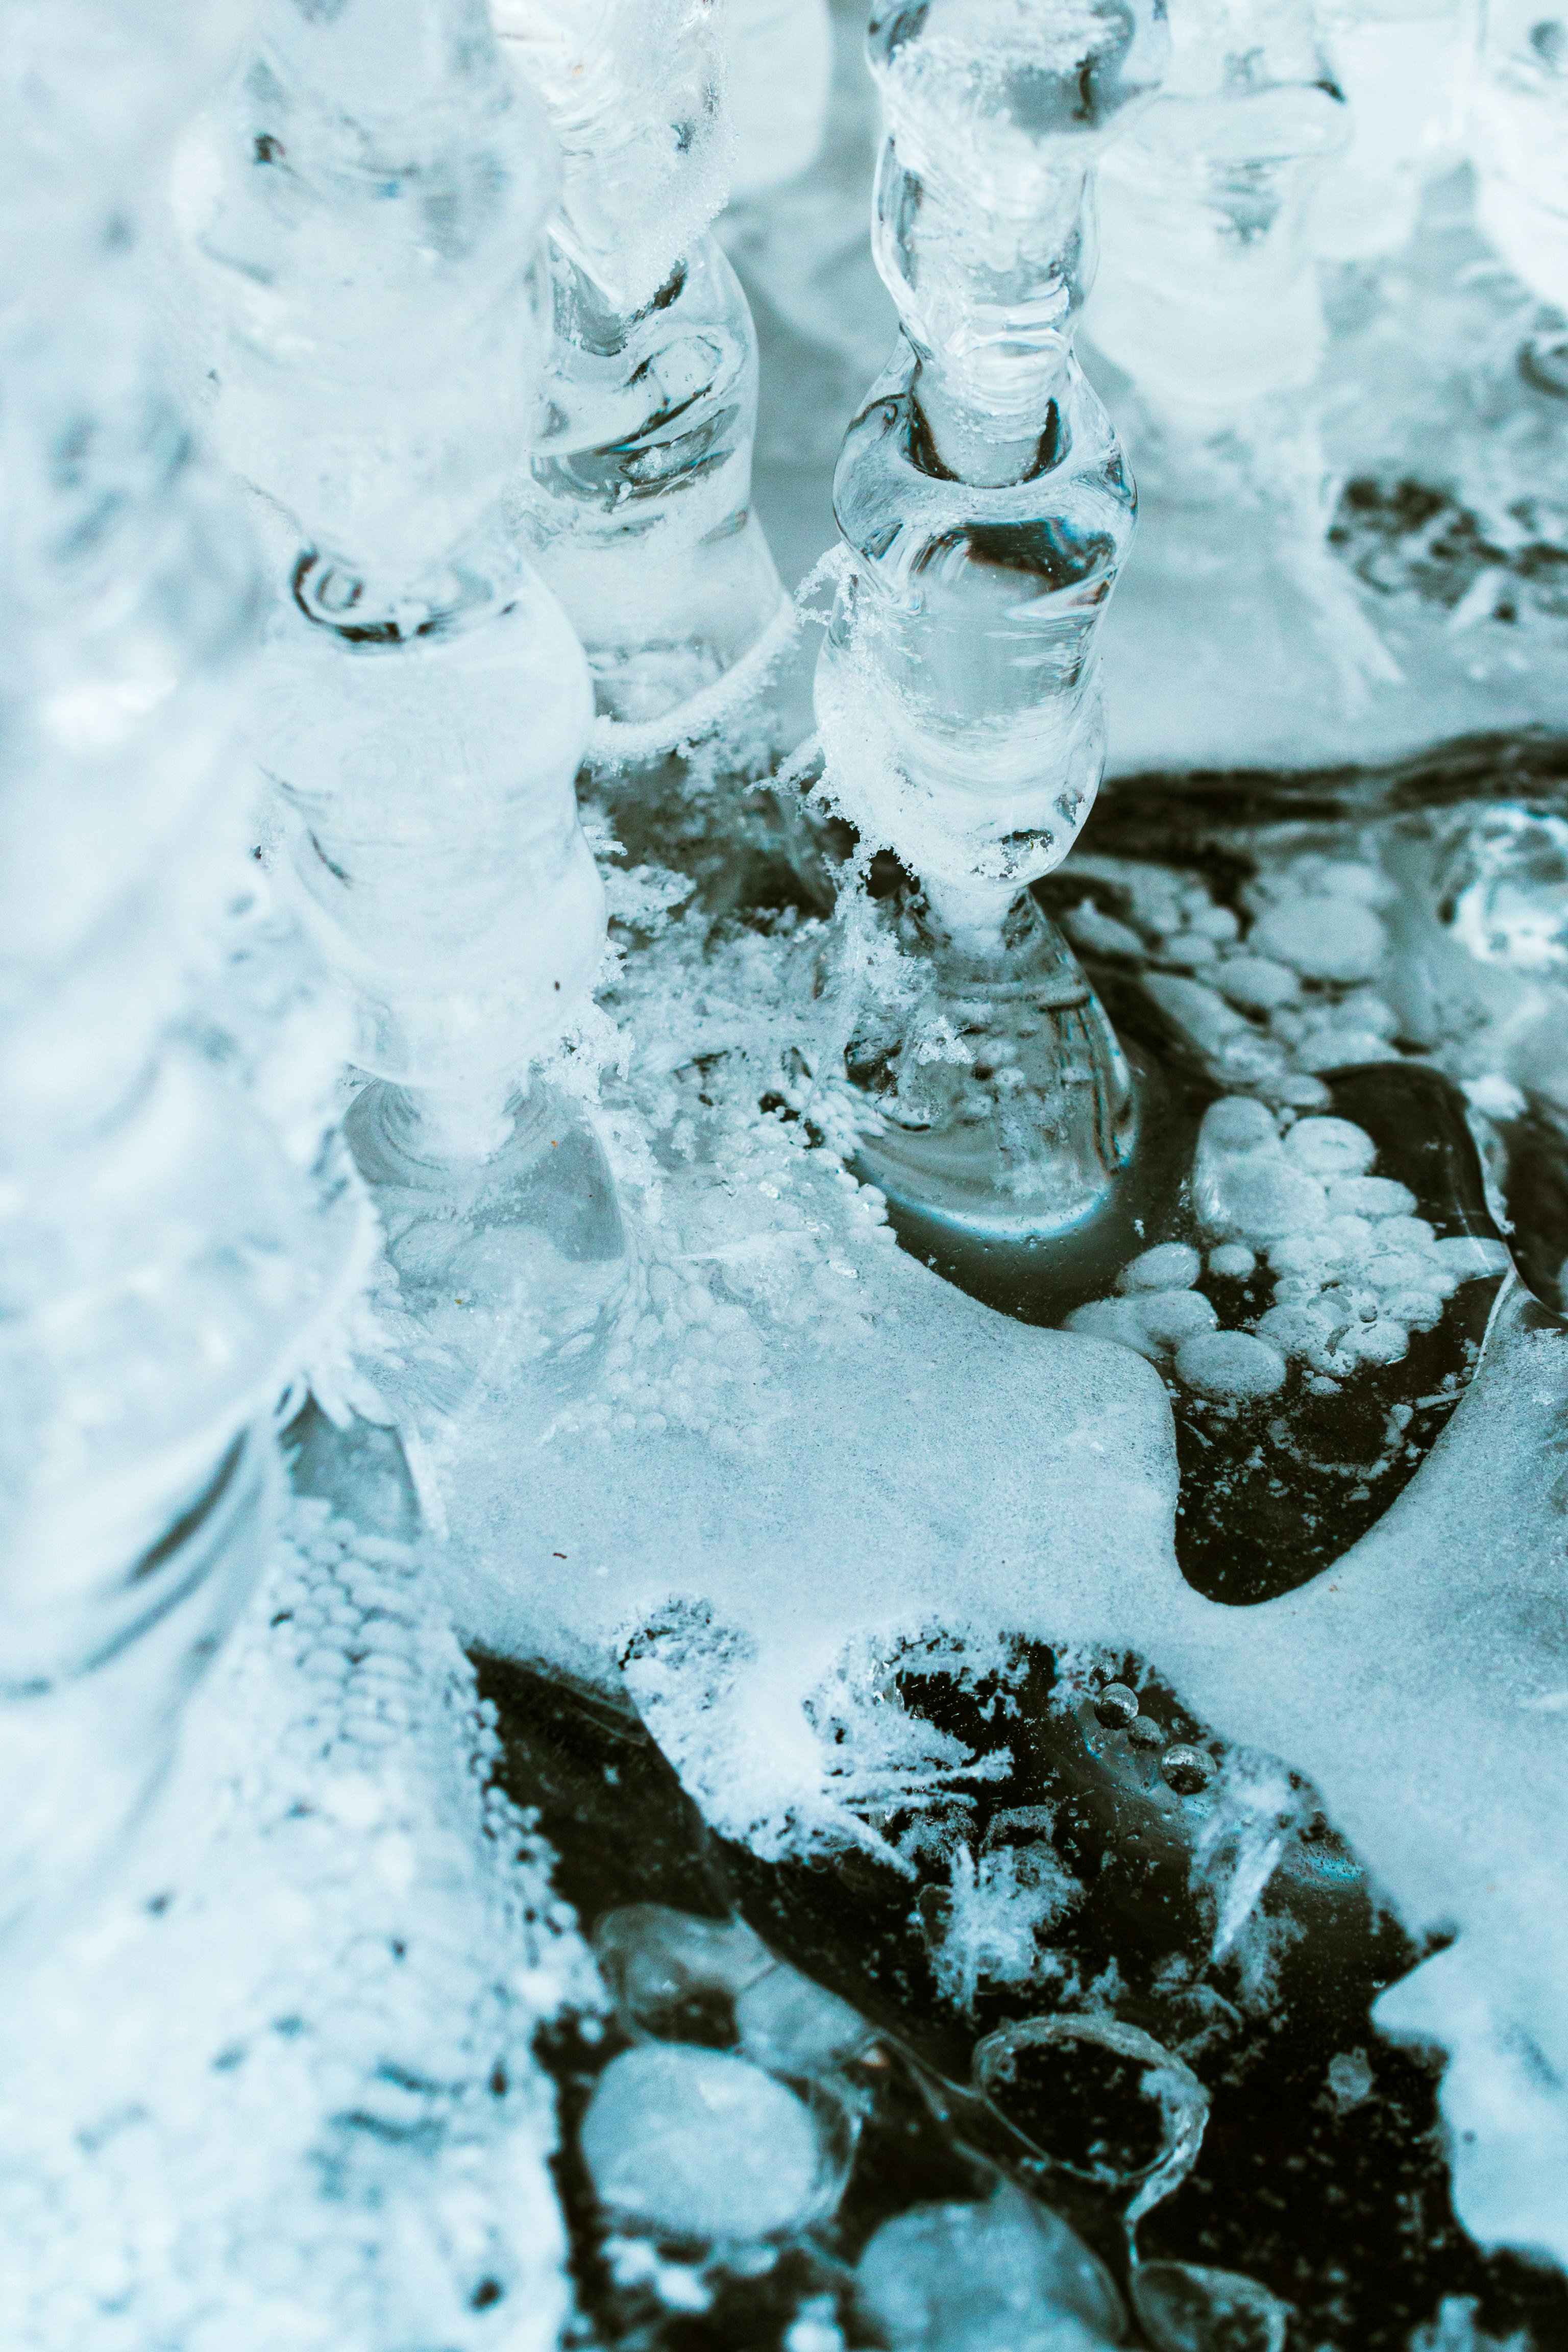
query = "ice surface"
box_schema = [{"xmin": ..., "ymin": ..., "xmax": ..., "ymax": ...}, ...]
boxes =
[{"xmin": 418, "ymin": 776, "xmax": 1568, "ymax": 2278}]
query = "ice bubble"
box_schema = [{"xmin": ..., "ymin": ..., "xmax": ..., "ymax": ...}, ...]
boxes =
[
  {"xmin": 1068, "ymin": 1287, "xmax": 1216, "ymax": 1359},
  {"xmin": 1203, "ymin": 1157, "xmax": 1328, "ymax": 1244},
  {"xmin": 1266, "ymin": 1231, "xmax": 1337, "ymax": 1279},
  {"xmin": 1118, "ymin": 1243, "xmax": 1202, "ymax": 1292},
  {"xmin": 1062, "ymin": 900, "xmax": 1145, "ymax": 959},
  {"xmin": 1377, "ymin": 1214, "xmax": 1437, "ymax": 1253},
  {"xmin": 1193, "ymin": 1097, "xmax": 1338, "ymax": 1242},
  {"xmin": 1301, "ymin": 1028, "xmax": 1397, "ymax": 1072},
  {"xmin": 1063, "ymin": 1298, "xmax": 1162, "ymax": 1361},
  {"xmin": 1310, "ymin": 861, "xmax": 1394, "ymax": 906},
  {"xmin": 1092, "ymin": 1682, "xmax": 1140, "ymax": 1730},
  {"xmin": 1365, "ymin": 1249, "xmax": 1444, "ymax": 1292},
  {"xmin": 1280, "ymin": 1117, "xmax": 1377, "ymax": 1178},
  {"xmin": 592, "ymin": 1905, "xmax": 771, "ymax": 2045},
  {"xmin": 1252, "ymin": 897, "xmax": 1387, "ymax": 983},
  {"xmin": 1134, "ymin": 1290, "xmax": 1220, "ymax": 1351},
  {"xmin": 1164, "ymin": 934, "xmax": 1218, "ymax": 968},
  {"xmin": 855, "ymin": 2188, "xmax": 1123, "ymax": 2352},
  {"xmin": 1129, "ymin": 1713, "xmax": 1166, "ymax": 1749},
  {"xmin": 1316, "ymin": 1282, "xmax": 1379, "ymax": 1327},
  {"xmin": 580, "ymin": 2045, "xmax": 826, "ymax": 2240},
  {"xmin": 1254, "ymin": 1302, "xmax": 1346, "ymax": 1362},
  {"xmin": 1327, "ymin": 1176, "xmax": 1417, "ymax": 1219},
  {"xmin": 1199, "ymin": 1097, "xmax": 1279, "ymax": 1153},
  {"xmin": 1380, "ymin": 1287, "xmax": 1445, "ymax": 1331},
  {"xmin": 1207, "ymin": 1243, "xmax": 1256, "ymax": 1278},
  {"xmin": 1132, "ymin": 2262, "xmax": 1289, "ymax": 2352},
  {"xmin": 1345, "ymin": 1319, "xmax": 1410, "ymax": 1367},
  {"xmin": 1174, "ymin": 1331, "xmax": 1289, "ymax": 1403},
  {"xmin": 1192, "ymin": 905, "xmax": 1240, "ymax": 942},
  {"xmin": 735, "ymin": 1965, "xmax": 871, "ymax": 2074},
  {"xmin": 1433, "ymin": 1235, "xmax": 1512, "ymax": 1281},
  {"xmin": 1160, "ymin": 1745, "xmax": 1213, "ymax": 1796},
  {"xmin": 1214, "ymin": 955, "xmax": 1300, "ymax": 1012}
]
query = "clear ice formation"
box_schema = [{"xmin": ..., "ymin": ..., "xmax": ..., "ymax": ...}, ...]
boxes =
[
  {"xmin": 496, "ymin": 0, "xmax": 788, "ymax": 730},
  {"xmin": 815, "ymin": 0, "xmax": 1165, "ymax": 1241},
  {"xmin": 17, "ymin": 0, "xmax": 1568, "ymax": 2338},
  {"xmin": 175, "ymin": 0, "xmax": 603, "ymax": 1128},
  {"xmin": 1472, "ymin": 0, "xmax": 1568, "ymax": 384},
  {"xmin": 0, "ymin": 0, "xmax": 362, "ymax": 1955},
  {"xmin": 1309, "ymin": 0, "xmax": 1468, "ymax": 263},
  {"xmin": 1088, "ymin": 0, "xmax": 1349, "ymax": 415},
  {"xmin": 172, "ymin": 0, "xmax": 630, "ymax": 1417}
]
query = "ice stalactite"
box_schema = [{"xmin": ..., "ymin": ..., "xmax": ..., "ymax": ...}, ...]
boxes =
[
  {"xmin": 0, "ymin": 0, "xmax": 365, "ymax": 1961},
  {"xmin": 1471, "ymin": 0, "xmax": 1568, "ymax": 390},
  {"xmin": 173, "ymin": 0, "xmax": 632, "ymax": 1436},
  {"xmin": 497, "ymin": 0, "xmax": 790, "ymax": 734},
  {"xmin": 814, "ymin": 0, "xmax": 1167, "ymax": 1244},
  {"xmin": 1309, "ymin": 0, "xmax": 1471, "ymax": 264}
]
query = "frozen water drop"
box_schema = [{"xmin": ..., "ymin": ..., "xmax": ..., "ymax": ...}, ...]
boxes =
[
  {"xmin": 1160, "ymin": 1745, "xmax": 1213, "ymax": 1796},
  {"xmin": 1093, "ymin": 1682, "xmax": 1140, "ymax": 1730},
  {"xmin": 1433, "ymin": 1235, "xmax": 1512, "ymax": 1282},
  {"xmin": 1346, "ymin": 1319, "xmax": 1410, "ymax": 1367},
  {"xmin": 1064, "ymin": 1297, "xmax": 1164, "ymax": 1361},
  {"xmin": 1132, "ymin": 2260, "xmax": 1288, "ymax": 2352},
  {"xmin": 1204, "ymin": 1158, "xmax": 1328, "ymax": 1245},
  {"xmin": 734, "ymin": 1964, "xmax": 871, "ymax": 2075}
]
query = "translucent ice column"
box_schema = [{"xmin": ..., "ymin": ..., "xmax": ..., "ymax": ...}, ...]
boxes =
[
  {"xmin": 1088, "ymin": 0, "xmax": 1348, "ymax": 416},
  {"xmin": 1310, "ymin": 0, "xmax": 1469, "ymax": 262},
  {"xmin": 496, "ymin": 0, "xmax": 788, "ymax": 727},
  {"xmin": 174, "ymin": 0, "xmax": 627, "ymax": 1404},
  {"xmin": 814, "ymin": 0, "xmax": 1165, "ymax": 1243},
  {"xmin": 0, "ymin": 0, "xmax": 360, "ymax": 1951},
  {"xmin": 1471, "ymin": 1, "xmax": 1568, "ymax": 385}
]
